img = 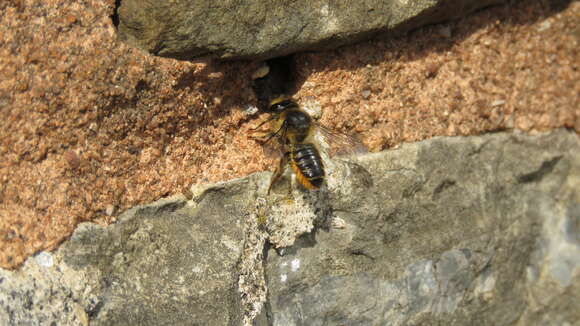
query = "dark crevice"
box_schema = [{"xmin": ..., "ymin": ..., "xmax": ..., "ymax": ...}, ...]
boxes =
[
  {"xmin": 349, "ymin": 249, "xmax": 376, "ymax": 261},
  {"xmin": 260, "ymin": 241, "xmax": 274, "ymax": 326},
  {"xmin": 251, "ymin": 55, "xmax": 298, "ymax": 112},
  {"xmin": 517, "ymin": 156, "xmax": 563, "ymax": 184},
  {"xmin": 432, "ymin": 179, "xmax": 457, "ymax": 200},
  {"xmin": 135, "ymin": 79, "xmax": 149, "ymax": 92},
  {"xmin": 87, "ymin": 299, "xmax": 104, "ymax": 319},
  {"xmin": 135, "ymin": 199, "xmax": 187, "ymax": 217},
  {"xmin": 111, "ymin": 0, "xmax": 122, "ymax": 29}
]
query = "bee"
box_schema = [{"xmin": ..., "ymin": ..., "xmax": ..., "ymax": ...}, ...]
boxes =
[{"xmin": 250, "ymin": 96, "xmax": 365, "ymax": 194}]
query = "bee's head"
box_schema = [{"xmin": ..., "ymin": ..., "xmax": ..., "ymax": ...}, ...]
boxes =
[{"xmin": 267, "ymin": 97, "xmax": 299, "ymax": 114}]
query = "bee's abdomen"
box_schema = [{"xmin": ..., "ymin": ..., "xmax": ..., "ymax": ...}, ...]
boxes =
[{"xmin": 291, "ymin": 143, "xmax": 325, "ymax": 189}]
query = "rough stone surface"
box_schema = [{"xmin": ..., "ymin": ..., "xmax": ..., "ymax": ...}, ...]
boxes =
[
  {"xmin": 0, "ymin": 194, "xmax": 250, "ymax": 326},
  {"xmin": 117, "ymin": 0, "xmax": 506, "ymax": 60},
  {"xmin": 1, "ymin": 130, "xmax": 578, "ymax": 325},
  {"xmin": 262, "ymin": 129, "xmax": 580, "ymax": 325}
]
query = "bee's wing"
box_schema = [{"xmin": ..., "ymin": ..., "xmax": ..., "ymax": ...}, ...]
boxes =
[
  {"xmin": 261, "ymin": 137, "xmax": 286, "ymax": 159},
  {"xmin": 259, "ymin": 122, "xmax": 289, "ymax": 159},
  {"xmin": 314, "ymin": 124, "xmax": 367, "ymax": 158}
]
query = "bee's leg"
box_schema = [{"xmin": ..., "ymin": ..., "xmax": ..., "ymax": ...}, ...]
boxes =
[
  {"xmin": 248, "ymin": 117, "xmax": 278, "ymax": 143},
  {"xmin": 286, "ymin": 173, "xmax": 295, "ymax": 199},
  {"xmin": 248, "ymin": 130, "xmax": 275, "ymax": 143},
  {"xmin": 249, "ymin": 115, "xmax": 276, "ymax": 132},
  {"xmin": 249, "ymin": 125, "xmax": 286, "ymax": 147},
  {"xmin": 267, "ymin": 152, "xmax": 289, "ymax": 195}
]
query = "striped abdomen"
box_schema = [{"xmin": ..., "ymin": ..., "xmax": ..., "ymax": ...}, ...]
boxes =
[{"xmin": 290, "ymin": 143, "xmax": 325, "ymax": 190}]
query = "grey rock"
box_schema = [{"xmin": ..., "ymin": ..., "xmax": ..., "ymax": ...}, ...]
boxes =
[
  {"xmin": 0, "ymin": 251, "xmax": 93, "ymax": 326},
  {"xmin": 117, "ymin": 0, "xmax": 506, "ymax": 60},
  {"xmin": 0, "ymin": 192, "xmax": 252, "ymax": 326},
  {"xmin": 1, "ymin": 130, "xmax": 578, "ymax": 326},
  {"xmin": 263, "ymin": 130, "xmax": 580, "ymax": 326}
]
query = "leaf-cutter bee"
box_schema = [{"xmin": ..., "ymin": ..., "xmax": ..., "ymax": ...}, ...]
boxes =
[{"xmin": 249, "ymin": 96, "xmax": 366, "ymax": 194}]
